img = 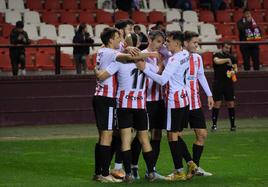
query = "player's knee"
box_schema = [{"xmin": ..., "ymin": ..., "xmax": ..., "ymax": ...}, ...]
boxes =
[
  {"xmin": 151, "ymin": 129, "xmax": 162, "ymax": 140},
  {"xmin": 197, "ymin": 131, "xmax": 207, "ymax": 142},
  {"xmin": 167, "ymin": 132, "xmax": 179, "ymax": 141},
  {"xmin": 227, "ymin": 101, "xmax": 235, "ymax": 108},
  {"xmin": 100, "ymin": 131, "xmax": 113, "ymax": 145}
]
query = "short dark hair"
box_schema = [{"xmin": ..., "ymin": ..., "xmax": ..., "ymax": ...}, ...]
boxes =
[
  {"xmin": 134, "ymin": 25, "xmax": 141, "ymax": 31},
  {"xmin": 166, "ymin": 31, "xmax": 184, "ymax": 42},
  {"xmin": 243, "ymin": 8, "xmax": 250, "ymax": 13},
  {"xmin": 77, "ymin": 23, "xmax": 86, "ymax": 33},
  {"xmin": 148, "ymin": 30, "xmax": 165, "ymax": 41},
  {"xmin": 100, "ymin": 27, "xmax": 120, "ymax": 45},
  {"xmin": 115, "ymin": 19, "xmax": 134, "ymax": 30},
  {"xmin": 184, "ymin": 31, "xmax": 199, "ymax": 41},
  {"xmin": 16, "ymin": 21, "xmax": 24, "ymax": 29}
]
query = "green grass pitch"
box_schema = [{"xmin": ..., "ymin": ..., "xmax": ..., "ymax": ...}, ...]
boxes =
[{"xmin": 0, "ymin": 118, "xmax": 268, "ymax": 187}]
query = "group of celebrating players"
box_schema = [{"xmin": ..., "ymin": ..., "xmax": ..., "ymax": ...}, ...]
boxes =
[{"xmin": 92, "ymin": 19, "xmax": 214, "ymax": 183}]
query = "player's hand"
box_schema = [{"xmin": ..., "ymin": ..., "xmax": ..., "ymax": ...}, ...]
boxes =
[
  {"xmin": 207, "ymin": 96, "xmax": 214, "ymax": 110},
  {"xmin": 136, "ymin": 60, "xmax": 146, "ymax": 71},
  {"xmin": 125, "ymin": 46, "xmax": 140, "ymax": 56},
  {"xmin": 227, "ymin": 58, "xmax": 232, "ymax": 66}
]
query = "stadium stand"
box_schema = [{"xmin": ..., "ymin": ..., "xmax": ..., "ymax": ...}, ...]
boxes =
[
  {"xmin": 78, "ymin": 12, "xmax": 96, "ymax": 26},
  {"xmin": 62, "ymin": 0, "xmax": 78, "ymax": 10},
  {"xmin": 166, "ymin": 9, "xmax": 181, "ymax": 23},
  {"xmin": 5, "ymin": 11, "xmax": 22, "ymax": 25},
  {"xmin": 44, "ymin": 0, "xmax": 61, "ymax": 10},
  {"xmin": 1, "ymin": 0, "xmax": 268, "ymax": 74},
  {"xmin": 0, "ymin": 0, "xmax": 7, "ymax": 11},
  {"xmin": 166, "ymin": 23, "xmax": 181, "ymax": 32},
  {"xmin": 24, "ymin": 11, "xmax": 41, "ymax": 25},
  {"xmin": 39, "ymin": 24, "xmax": 57, "ymax": 40},
  {"xmin": 199, "ymin": 10, "xmax": 215, "ymax": 23},
  {"xmin": 42, "ymin": 12, "xmax": 60, "ymax": 25},
  {"xmin": 132, "ymin": 11, "xmax": 148, "ymax": 25},
  {"xmin": 26, "ymin": 0, "xmax": 43, "ymax": 10},
  {"xmin": 23, "ymin": 24, "xmax": 39, "ymax": 40},
  {"xmin": 8, "ymin": 0, "xmax": 25, "ymax": 10}
]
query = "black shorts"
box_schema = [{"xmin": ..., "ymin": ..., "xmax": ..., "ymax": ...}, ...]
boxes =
[
  {"xmin": 117, "ymin": 108, "xmax": 149, "ymax": 131},
  {"xmin": 146, "ymin": 100, "xmax": 165, "ymax": 130},
  {"xmin": 213, "ymin": 80, "xmax": 235, "ymax": 101},
  {"xmin": 165, "ymin": 106, "xmax": 189, "ymax": 132},
  {"xmin": 186, "ymin": 108, "xmax": 206, "ymax": 129},
  {"xmin": 92, "ymin": 96, "xmax": 116, "ymax": 131}
]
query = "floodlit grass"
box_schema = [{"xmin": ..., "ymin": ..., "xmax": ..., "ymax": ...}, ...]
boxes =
[{"xmin": 0, "ymin": 118, "xmax": 268, "ymax": 187}]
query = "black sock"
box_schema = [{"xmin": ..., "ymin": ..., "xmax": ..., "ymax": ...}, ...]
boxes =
[
  {"xmin": 142, "ymin": 151, "xmax": 154, "ymax": 173},
  {"xmin": 228, "ymin": 108, "xmax": 235, "ymax": 127},
  {"xmin": 150, "ymin": 140, "xmax": 161, "ymax": 168},
  {"xmin": 212, "ymin": 107, "xmax": 219, "ymax": 126},
  {"xmin": 168, "ymin": 141, "xmax": 183, "ymax": 169},
  {"xmin": 192, "ymin": 144, "xmax": 204, "ymax": 167},
  {"xmin": 178, "ymin": 137, "xmax": 192, "ymax": 163},
  {"xmin": 94, "ymin": 143, "xmax": 101, "ymax": 175},
  {"xmin": 122, "ymin": 150, "xmax": 132, "ymax": 175},
  {"xmin": 110, "ymin": 135, "xmax": 120, "ymax": 163},
  {"xmin": 131, "ymin": 136, "xmax": 142, "ymax": 166},
  {"xmin": 99, "ymin": 145, "xmax": 111, "ymax": 177},
  {"xmin": 112, "ymin": 135, "xmax": 123, "ymax": 164}
]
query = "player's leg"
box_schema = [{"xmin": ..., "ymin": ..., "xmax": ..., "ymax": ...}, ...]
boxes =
[
  {"xmin": 193, "ymin": 128, "xmax": 212, "ymax": 176},
  {"xmin": 130, "ymin": 134, "xmax": 141, "ymax": 179},
  {"xmin": 117, "ymin": 108, "xmax": 134, "ymax": 183},
  {"xmin": 227, "ymin": 101, "xmax": 236, "ymax": 131},
  {"xmin": 224, "ymin": 82, "xmax": 236, "ymax": 131},
  {"xmin": 147, "ymin": 101, "xmax": 165, "ymax": 178},
  {"xmin": 212, "ymin": 81, "xmax": 223, "ymax": 131},
  {"xmin": 165, "ymin": 108, "xmax": 187, "ymax": 181},
  {"xmin": 92, "ymin": 96, "xmax": 121, "ymax": 182},
  {"xmin": 110, "ymin": 130, "xmax": 125, "ymax": 179},
  {"xmin": 135, "ymin": 109, "xmax": 156, "ymax": 181}
]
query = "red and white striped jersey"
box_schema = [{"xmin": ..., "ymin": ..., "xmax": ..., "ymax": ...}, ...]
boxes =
[
  {"xmin": 142, "ymin": 49, "xmax": 163, "ymax": 102},
  {"xmin": 143, "ymin": 49, "xmax": 190, "ymax": 109},
  {"xmin": 94, "ymin": 48, "xmax": 119, "ymax": 98},
  {"xmin": 116, "ymin": 41, "xmax": 125, "ymax": 52},
  {"xmin": 186, "ymin": 53, "xmax": 212, "ymax": 110},
  {"xmin": 106, "ymin": 61, "xmax": 158, "ymax": 109}
]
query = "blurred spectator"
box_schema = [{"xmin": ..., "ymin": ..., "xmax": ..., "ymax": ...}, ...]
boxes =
[
  {"xmin": 150, "ymin": 21, "xmax": 166, "ymax": 34},
  {"xmin": 9, "ymin": 21, "xmax": 30, "ymax": 76},
  {"xmin": 234, "ymin": 0, "xmax": 246, "ymax": 8},
  {"xmin": 237, "ymin": 8, "xmax": 262, "ymax": 70},
  {"xmin": 200, "ymin": 0, "xmax": 226, "ymax": 11},
  {"xmin": 166, "ymin": 0, "xmax": 192, "ymax": 10},
  {"xmin": 134, "ymin": 25, "xmax": 148, "ymax": 50},
  {"xmin": 102, "ymin": 0, "xmax": 113, "ymax": 9},
  {"xmin": 116, "ymin": 0, "xmax": 132, "ymax": 11},
  {"xmin": 116, "ymin": 0, "xmax": 145, "ymax": 12},
  {"xmin": 73, "ymin": 24, "xmax": 94, "ymax": 74}
]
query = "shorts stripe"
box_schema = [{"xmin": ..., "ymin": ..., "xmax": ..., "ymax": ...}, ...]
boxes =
[
  {"xmin": 108, "ymin": 107, "xmax": 113, "ymax": 130},
  {"xmin": 166, "ymin": 108, "xmax": 171, "ymax": 131}
]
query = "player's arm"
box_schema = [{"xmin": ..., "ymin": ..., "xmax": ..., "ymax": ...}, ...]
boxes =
[
  {"xmin": 213, "ymin": 56, "xmax": 232, "ymax": 65},
  {"xmin": 94, "ymin": 62, "xmax": 119, "ymax": 81},
  {"xmin": 136, "ymin": 58, "xmax": 177, "ymax": 86},
  {"xmin": 94, "ymin": 67, "xmax": 111, "ymax": 80},
  {"xmin": 116, "ymin": 52, "xmax": 159, "ymax": 63},
  {"xmin": 197, "ymin": 57, "xmax": 214, "ymax": 109}
]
